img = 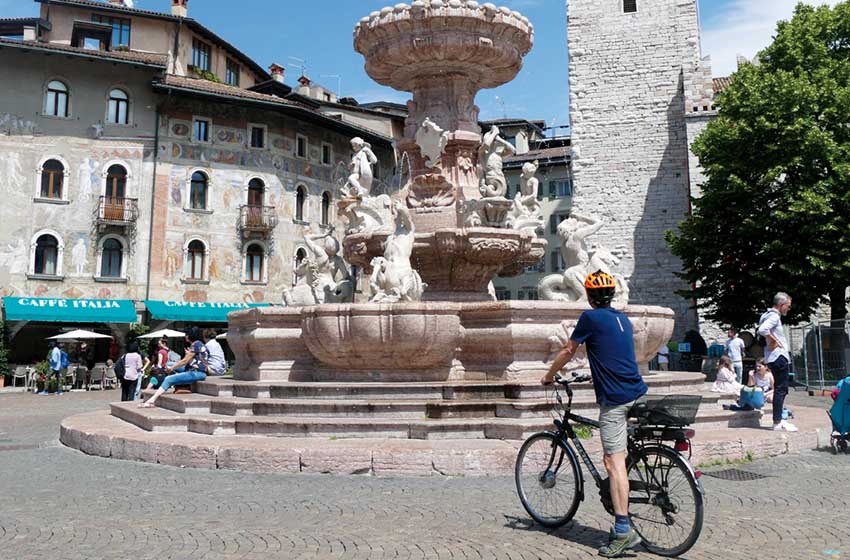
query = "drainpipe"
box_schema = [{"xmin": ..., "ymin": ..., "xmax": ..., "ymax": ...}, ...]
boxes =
[{"xmin": 144, "ymin": 107, "xmax": 160, "ymax": 303}]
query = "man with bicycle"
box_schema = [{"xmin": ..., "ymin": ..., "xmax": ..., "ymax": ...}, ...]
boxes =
[{"xmin": 542, "ymin": 270, "xmax": 647, "ymax": 558}]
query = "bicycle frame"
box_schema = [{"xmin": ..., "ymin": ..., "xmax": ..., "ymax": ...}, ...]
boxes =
[{"xmin": 544, "ymin": 378, "xmax": 703, "ymax": 512}]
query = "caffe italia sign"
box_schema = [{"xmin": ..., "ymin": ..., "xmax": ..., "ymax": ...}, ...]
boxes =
[{"xmin": 2, "ymin": 297, "xmax": 138, "ymax": 323}]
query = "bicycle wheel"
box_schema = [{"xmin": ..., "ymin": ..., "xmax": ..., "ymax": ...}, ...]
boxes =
[
  {"xmin": 515, "ymin": 432, "xmax": 581, "ymax": 528},
  {"xmin": 627, "ymin": 446, "xmax": 703, "ymax": 557}
]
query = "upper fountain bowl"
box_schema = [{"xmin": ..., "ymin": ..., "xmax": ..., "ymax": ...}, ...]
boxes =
[{"xmin": 354, "ymin": 1, "xmax": 534, "ymax": 92}]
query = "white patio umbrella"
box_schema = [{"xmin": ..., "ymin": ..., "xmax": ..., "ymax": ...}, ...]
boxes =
[
  {"xmin": 137, "ymin": 328, "xmax": 186, "ymax": 339},
  {"xmin": 47, "ymin": 329, "xmax": 113, "ymax": 341},
  {"xmin": 215, "ymin": 332, "xmax": 227, "ymax": 340}
]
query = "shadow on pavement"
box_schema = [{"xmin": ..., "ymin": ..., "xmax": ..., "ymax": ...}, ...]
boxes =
[{"xmin": 504, "ymin": 514, "xmax": 612, "ymax": 551}]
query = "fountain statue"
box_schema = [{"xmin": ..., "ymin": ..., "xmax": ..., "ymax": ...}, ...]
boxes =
[
  {"xmin": 228, "ymin": 1, "xmax": 672, "ymax": 382},
  {"xmin": 538, "ymin": 213, "xmax": 630, "ymax": 306},
  {"xmin": 282, "ymin": 229, "xmax": 353, "ymax": 306},
  {"xmin": 508, "ymin": 159, "xmax": 544, "ymax": 232},
  {"xmin": 369, "ymin": 201, "xmax": 426, "ymax": 303}
]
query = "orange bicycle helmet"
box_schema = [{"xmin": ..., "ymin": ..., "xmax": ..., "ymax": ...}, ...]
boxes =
[{"xmin": 584, "ymin": 270, "xmax": 617, "ymax": 290}]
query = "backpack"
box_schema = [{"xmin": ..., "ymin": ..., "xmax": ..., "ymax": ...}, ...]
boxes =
[
  {"xmin": 167, "ymin": 350, "xmax": 180, "ymax": 367},
  {"xmin": 60, "ymin": 350, "xmax": 70, "ymax": 370},
  {"xmin": 113, "ymin": 355, "xmax": 126, "ymax": 379}
]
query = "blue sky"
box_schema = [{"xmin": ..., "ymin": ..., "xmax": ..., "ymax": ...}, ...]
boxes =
[{"xmin": 0, "ymin": 0, "xmax": 838, "ymax": 127}]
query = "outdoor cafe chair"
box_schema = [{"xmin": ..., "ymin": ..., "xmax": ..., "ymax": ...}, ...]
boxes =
[
  {"xmin": 25, "ymin": 366, "xmax": 37, "ymax": 392},
  {"xmin": 103, "ymin": 367, "xmax": 117, "ymax": 390},
  {"xmin": 89, "ymin": 366, "xmax": 104, "ymax": 391},
  {"xmin": 63, "ymin": 366, "xmax": 76, "ymax": 392},
  {"xmin": 11, "ymin": 365, "xmax": 28, "ymax": 388}
]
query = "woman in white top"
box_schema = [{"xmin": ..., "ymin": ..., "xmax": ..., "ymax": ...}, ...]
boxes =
[
  {"xmin": 712, "ymin": 356, "xmax": 742, "ymax": 394},
  {"xmin": 120, "ymin": 341, "xmax": 144, "ymax": 402},
  {"xmin": 748, "ymin": 359, "xmax": 775, "ymax": 403}
]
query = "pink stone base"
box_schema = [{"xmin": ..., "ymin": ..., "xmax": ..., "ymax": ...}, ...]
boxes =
[{"xmin": 61, "ymin": 406, "xmax": 828, "ymax": 476}]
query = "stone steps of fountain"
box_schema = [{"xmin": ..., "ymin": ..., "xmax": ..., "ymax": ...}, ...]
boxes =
[
  {"xmin": 149, "ymin": 391, "xmax": 728, "ymax": 420},
  {"xmin": 112, "ymin": 398, "xmax": 759, "ymax": 440},
  {"xmin": 194, "ymin": 372, "xmax": 706, "ymax": 401}
]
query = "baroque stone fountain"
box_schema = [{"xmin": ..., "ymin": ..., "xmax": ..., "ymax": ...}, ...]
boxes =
[
  {"xmin": 226, "ymin": 1, "xmax": 675, "ymax": 383},
  {"xmin": 61, "ymin": 3, "xmax": 765, "ymax": 476}
]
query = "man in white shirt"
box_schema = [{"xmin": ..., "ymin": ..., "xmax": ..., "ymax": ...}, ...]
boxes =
[
  {"xmin": 756, "ymin": 292, "xmax": 797, "ymax": 432},
  {"xmin": 725, "ymin": 328, "xmax": 746, "ymax": 384},
  {"xmin": 203, "ymin": 329, "xmax": 227, "ymax": 376},
  {"xmin": 657, "ymin": 345, "xmax": 669, "ymax": 371}
]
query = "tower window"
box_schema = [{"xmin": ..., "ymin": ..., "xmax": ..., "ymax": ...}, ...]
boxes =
[{"xmin": 624, "ymin": 0, "xmax": 637, "ymax": 13}]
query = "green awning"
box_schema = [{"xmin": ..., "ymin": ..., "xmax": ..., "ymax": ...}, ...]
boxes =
[
  {"xmin": 144, "ymin": 300, "xmax": 270, "ymax": 323},
  {"xmin": 2, "ymin": 297, "xmax": 138, "ymax": 323}
]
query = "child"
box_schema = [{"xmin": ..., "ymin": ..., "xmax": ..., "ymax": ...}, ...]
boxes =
[
  {"xmin": 712, "ymin": 356, "xmax": 741, "ymax": 394},
  {"xmin": 748, "ymin": 358, "xmax": 775, "ymax": 403}
]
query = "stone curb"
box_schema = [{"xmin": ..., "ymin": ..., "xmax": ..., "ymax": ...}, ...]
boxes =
[{"xmin": 60, "ymin": 408, "xmax": 827, "ymax": 476}]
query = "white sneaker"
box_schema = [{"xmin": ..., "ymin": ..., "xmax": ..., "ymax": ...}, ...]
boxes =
[{"xmin": 773, "ymin": 421, "xmax": 798, "ymax": 432}]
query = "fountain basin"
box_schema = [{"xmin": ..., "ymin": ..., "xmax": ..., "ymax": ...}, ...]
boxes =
[
  {"xmin": 300, "ymin": 302, "xmax": 463, "ymax": 370},
  {"xmin": 344, "ymin": 228, "xmax": 546, "ymax": 301}
]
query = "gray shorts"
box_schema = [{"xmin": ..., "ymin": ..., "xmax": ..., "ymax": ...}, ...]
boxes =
[{"xmin": 599, "ymin": 398, "xmax": 640, "ymax": 455}]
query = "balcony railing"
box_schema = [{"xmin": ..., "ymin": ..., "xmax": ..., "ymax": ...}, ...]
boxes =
[
  {"xmin": 95, "ymin": 196, "xmax": 138, "ymax": 226},
  {"xmin": 239, "ymin": 205, "xmax": 278, "ymax": 235}
]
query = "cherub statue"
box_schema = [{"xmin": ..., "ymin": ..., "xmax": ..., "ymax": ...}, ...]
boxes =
[
  {"xmin": 478, "ymin": 125, "xmax": 516, "ymax": 198},
  {"xmin": 368, "ymin": 201, "xmax": 426, "ymax": 303},
  {"xmin": 508, "ymin": 160, "xmax": 543, "ymax": 232},
  {"xmin": 341, "ymin": 137, "xmax": 378, "ymax": 198}
]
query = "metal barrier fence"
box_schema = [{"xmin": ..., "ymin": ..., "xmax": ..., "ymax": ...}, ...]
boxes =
[{"xmin": 788, "ymin": 319, "xmax": 850, "ymax": 390}]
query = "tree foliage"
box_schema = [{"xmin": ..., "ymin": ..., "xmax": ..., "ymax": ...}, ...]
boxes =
[{"xmin": 667, "ymin": 2, "xmax": 850, "ymax": 328}]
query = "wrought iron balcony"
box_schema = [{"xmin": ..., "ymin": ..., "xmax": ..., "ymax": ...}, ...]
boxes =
[
  {"xmin": 239, "ymin": 205, "xmax": 278, "ymax": 236},
  {"xmin": 95, "ymin": 196, "xmax": 138, "ymax": 227}
]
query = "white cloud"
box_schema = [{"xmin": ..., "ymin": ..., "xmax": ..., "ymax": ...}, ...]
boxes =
[{"xmin": 701, "ymin": 0, "xmax": 839, "ymax": 77}]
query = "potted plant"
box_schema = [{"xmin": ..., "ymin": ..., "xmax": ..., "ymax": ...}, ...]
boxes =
[{"xmin": 33, "ymin": 360, "xmax": 50, "ymax": 393}]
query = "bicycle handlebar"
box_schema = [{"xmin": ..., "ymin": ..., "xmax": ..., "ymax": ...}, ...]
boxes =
[{"xmin": 555, "ymin": 372, "xmax": 592, "ymax": 386}]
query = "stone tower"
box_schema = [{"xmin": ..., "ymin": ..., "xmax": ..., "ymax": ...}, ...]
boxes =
[{"xmin": 567, "ymin": 0, "xmax": 702, "ymax": 335}]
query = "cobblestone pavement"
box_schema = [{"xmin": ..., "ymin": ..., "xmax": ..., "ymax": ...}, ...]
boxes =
[{"xmin": 0, "ymin": 390, "xmax": 847, "ymax": 560}]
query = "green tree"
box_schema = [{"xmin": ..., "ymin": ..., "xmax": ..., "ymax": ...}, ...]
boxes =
[{"xmin": 667, "ymin": 2, "xmax": 850, "ymax": 328}]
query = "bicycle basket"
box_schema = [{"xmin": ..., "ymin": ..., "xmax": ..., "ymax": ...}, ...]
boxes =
[{"xmin": 633, "ymin": 395, "xmax": 702, "ymax": 426}]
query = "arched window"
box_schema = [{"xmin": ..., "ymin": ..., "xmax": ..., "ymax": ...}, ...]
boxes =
[
  {"xmin": 321, "ymin": 192, "xmax": 330, "ymax": 226},
  {"xmin": 100, "ymin": 238, "xmax": 123, "ymax": 278},
  {"xmin": 295, "ymin": 247, "xmax": 306, "ymax": 267},
  {"xmin": 296, "ymin": 185, "xmax": 306, "ymax": 222},
  {"xmin": 45, "ymin": 80, "xmax": 69, "ymax": 117},
  {"xmin": 34, "ymin": 234, "xmax": 59, "ymax": 275},
  {"xmin": 107, "ymin": 88, "xmax": 129, "ymax": 124},
  {"xmin": 187, "ymin": 240, "xmax": 206, "ymax": 280},
  {"xmin": 106, "ymin": 164, "xmax": 127, "ymax": 199},
  {"xmin": 40, "ymin": 159, "xmax": 64, "ymax": 199},
  {"xmin": 190, "ymin": 171, "xmax": 208, "ymax": 210},
  {"xmin": 247, "ymin": 178, "xmax": 264, "ymax": 206},
  {"xmin": 244, "ymin": 243, "xmax": 264, "ymax": 282}
]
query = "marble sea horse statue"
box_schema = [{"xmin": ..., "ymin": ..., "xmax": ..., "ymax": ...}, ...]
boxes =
[
  {"xmin": 369, "ymin": 201, "xmax": 426, "ymax": 303},
  {"xmin": 538, "ymin": 212, "xmax": 629, "ymax": 305},
  {"xmin": 507, "ymin": 159, "xmax": 544, "ymax": 232},
  {"xmin": 283, "ymin": 228, "xmax": 353, "ymax": 306},
  {"xmin": 337, "ymin": 137, "xmax": 392, "ymax": 234}
]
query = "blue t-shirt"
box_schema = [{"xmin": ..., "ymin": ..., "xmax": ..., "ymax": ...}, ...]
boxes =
[
  {"xmin": 188, "ymin": 340, "xmax": 209, "ymax": 373},
  {"xmin": 570, "ymin": 307, "xmax": 648, "ymax": 406}
]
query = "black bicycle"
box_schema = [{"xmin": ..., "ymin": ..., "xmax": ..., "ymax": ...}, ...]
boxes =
[{"xmin": 515, "ymin": 373, "xmax": 705, "ymax": 557}]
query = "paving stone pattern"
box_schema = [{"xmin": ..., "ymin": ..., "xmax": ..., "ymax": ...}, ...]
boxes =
[{"xmin": 0, "ymin": 390, "xmax": 847, "ymax": 559}]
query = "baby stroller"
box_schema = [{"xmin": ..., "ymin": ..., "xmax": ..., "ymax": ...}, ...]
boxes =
[{"xmin": 828, "ymin": 382, "xmax": 850, "ymax": 453}]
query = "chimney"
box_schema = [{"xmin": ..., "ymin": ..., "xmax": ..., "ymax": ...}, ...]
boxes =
[
  {"xmin": 22, "ymin": 25, "xmax": 37, "ymax": 41},
  {"xmin": 269, "ymin": 64, "xmax": 285, "ymax": 83},
  {"xmin": 172, "ymin": 0, "xmax": 188, "ymax": 17}
]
